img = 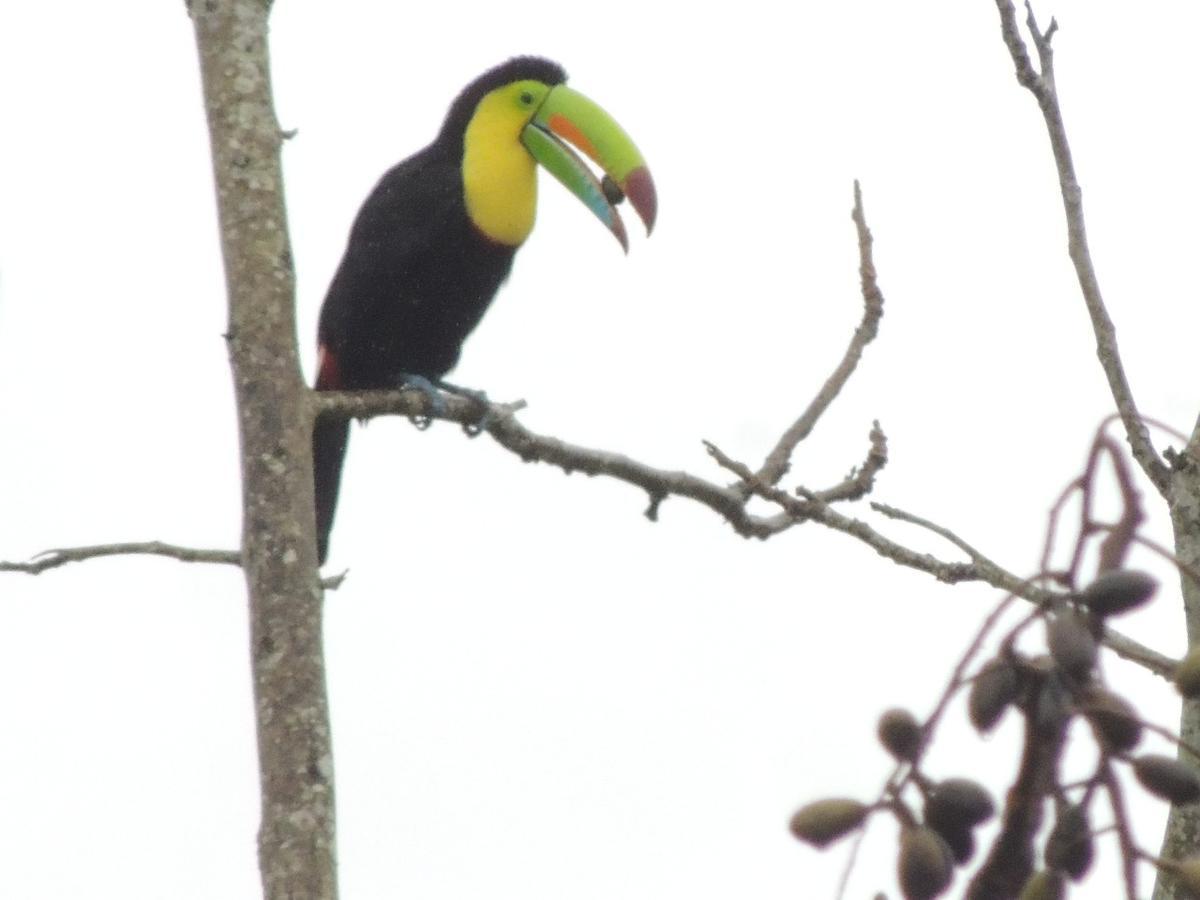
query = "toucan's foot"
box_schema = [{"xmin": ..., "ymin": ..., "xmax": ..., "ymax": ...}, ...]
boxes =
[
  {"xmin": 394, "ymin": 373, "xmax": 446, "ymax": 425},
  {"xmin": 391, "ymin": 375, "xmax": 493, "ymax": 434},
  {"xmin": 431, "ymin": 378, "xmax": 494, "ymax": 436}
]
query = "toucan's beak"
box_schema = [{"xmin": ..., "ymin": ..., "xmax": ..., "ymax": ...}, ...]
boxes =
[{"xmin": 521, "ymin": 85, "xmax": 656, "ymax": 253}]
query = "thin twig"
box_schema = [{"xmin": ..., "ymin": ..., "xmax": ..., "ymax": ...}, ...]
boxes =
[
  {"xmin": 1095, "ymin": 433, "xmax": 1145, "ymax": 573},
  {"xmin": 0, "ymin": 541, "xmax": 241, "ymax": 574},
  {"xmin": 835, "ymin": 589, "xmax": 1023, "ymax": 897},
  {"xmin": 15, "ymin": 393, "xmax": 1166, "ymax": 649},
  {"xmin": 1102, "ymin": 411, "xmax": 1190, "ymax": 448},
  {"xmin": 1102, "ymin": 633, "xmax": 1178, "ymax": 681},
  {"xmin": 1139, "ymin": 718, "xmax": 1200, "ymax": 764},
  {"xmin": 753, "ymin": 181, "xmax": 885, "ymax": 489},
  {"xmin": 832, "ymin": 824, "xmax": 868, "ymax": 900},
  {"xmin": 1041, "ymin": 473, "xmax": 1084, "ymax": 586},
  {"xmin": 1068, "ymin": 434, "xmax": 1107, "ymax": 585},
  {"xmin": 0, "ymin": 541, "xmax": 348, "ymax": 591},
  {"xmin": 325, "ymin": 383, "xmax": 1178, "ymax": 678},
  {"xmin": 993, "ymin": 0, "xmax": 1169, "ymax": 493},
  {"xmin": 1133, "ymin": 534, "xmax": 1200, "ymax": 593},
  {"xmin": 870, "ymin": 501, "xmax": 1176, "ymax": 678},
  {"xmin": 923, "ymin": 591, "xmax": 1023, "ymax": 741},
  {"xmin": 872, "ymin": 502, "xmax": 998, "ymax": 570},
  {"xmin": 318, "ymin": 389, "xmax": 769, "ymax": 534},
  {"xmin": 815, "ymin": 422, "xmax": 888, "ymax": 504},
  {"xmin": 1048, "ymin": 428, "xmax": 1144, "ymax": 588},
  {"xmin": 1099, "ymin": 759, "xmax": 1140, "ymax": 899},
  {"xmin": 710, "ymin": 442, "xmax": 979, "ymax": 582}
]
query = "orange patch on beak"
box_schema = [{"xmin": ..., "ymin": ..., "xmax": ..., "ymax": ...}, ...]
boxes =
[{"xmin": 547, "ymin": 113, "xmax": 600, "ymax": 163}]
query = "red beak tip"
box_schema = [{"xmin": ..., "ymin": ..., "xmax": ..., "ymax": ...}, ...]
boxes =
[{"xmin": 624, "ymin": 167, "xmax": 657, "ymax": 235}]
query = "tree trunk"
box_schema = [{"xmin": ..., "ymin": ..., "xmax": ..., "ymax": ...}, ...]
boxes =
[
  {"xmin": 190, "ymin": 2, "xmax": 337, "ymax": 897},
  {"xmin": 1157, "ymin": 443, "xmax": 1200, "ymax": 899}
]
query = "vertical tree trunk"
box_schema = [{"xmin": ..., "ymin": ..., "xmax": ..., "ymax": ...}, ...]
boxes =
[
  {"xmin": 190, "ymin": 2, "xmax": 337, "ymax": 897},
  {"xmin": 1158, "ymin": 447, "xmax": 1200, "ymax": 899}
]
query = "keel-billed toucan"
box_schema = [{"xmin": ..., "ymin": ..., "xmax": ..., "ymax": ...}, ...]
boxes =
[{"xmin": 313, "ymin": 57, "xmax": 656, "ymax": 563}]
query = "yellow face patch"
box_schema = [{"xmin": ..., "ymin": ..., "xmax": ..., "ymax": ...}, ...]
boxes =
[{"xmin": 462, "ymin": 80, "xmax": 552, "ymax": 246}]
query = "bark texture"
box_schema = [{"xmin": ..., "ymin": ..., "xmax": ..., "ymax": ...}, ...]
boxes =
[
  {"xmin": 1159, "ymin": 450, "xmax": 1200, "ymax": 899},
  {"xmin": 190, "ymin": 2, "xmax": 337, "ymax": 897}
]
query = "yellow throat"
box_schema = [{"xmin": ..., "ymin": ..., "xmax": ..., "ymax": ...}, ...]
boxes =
[{"xmin": 461, "ymin": 85, "xmax": 541, "ymax": 246}]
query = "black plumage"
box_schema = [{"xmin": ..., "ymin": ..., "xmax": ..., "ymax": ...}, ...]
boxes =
[{"xmin": 313, "ymin": 58, "xmax": 567, "ymax": 563}]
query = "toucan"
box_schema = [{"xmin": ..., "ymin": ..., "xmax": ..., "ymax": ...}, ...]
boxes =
[{"xmin": 312, "ymin": 57, "xmax": 656, "ymax": 563}]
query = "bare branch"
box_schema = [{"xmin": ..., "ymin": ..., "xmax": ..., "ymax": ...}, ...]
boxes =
[
  {"xmin": 312, "ymin": 177, "xmax": 888, "ymax": 510},
  {"xmin": 873, "ymin": 501, "xmax": 1176, "ymax": 678},
  {"xmin": 0, "ymin": 541, "xmax": 346, "ymax": 591},
  {"xmin": 1139, "ymin": 718, "xmax": 1200, "ymax": 765},
  {"xmin": 318, "ymin": 389, "xmax": 768, "ymax": 535},
  {"xmin": 1102, "ymin": 759, "xmax": 1146, "ymax": 899},
  {"xmin": 815, "ymin": 421, "xmax": 889, "ymax": 504},
  {"xmin": 0, "ymin": 541, "xmax": 241, "ymax": 574},
  {"xmin": 711, "ymin": 441, "xmax": 1014, "ymax": 585},
  {"xmin": 754, "ymin": 181, "xmax": 885, "ymax": 488},
  {"xmin": 320, "ymin": 390, "xmax": 1180, "ymax": 679},
  {"xmin": 993, "ymin": 0, "xmax": 1169, "ymax": 493},
  {"xmin": 872, "ymin": 502, "xmax": 1001, "ymax": 572},
  {"xmin": 1102, "ymin": 631, "xmax": 1177, "ymax": 680},
  {"xmin": 1095, "ymin": 434, "xmax": 1147, "ymax": 573},
  {"xmin": 321, "ymin": 383, "xmax": 1096, "ymax": 611},
  {"xmin": 1134, "ymin": 534, "xmax": 1200, "ymax": 595}
]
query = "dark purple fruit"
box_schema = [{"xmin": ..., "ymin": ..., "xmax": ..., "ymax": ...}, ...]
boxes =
[
  {"xmin": 969, "ymin": 658, "xmax": 1021, "ymax": 733},
  {"xmin": 924, "ymin": 778, "xmax": 996, "ymax": 832},
  {"xmin": 1033, "ymin": 675, "xmax": 1073, "ymax": 738},
  {"xmin": 898, "ymin": 826, "xmax": 954, "ymax": 899},
  {"xmin": 878, "ymin": 708, "xmax": 923, "ymax": 763},
  {"xmin": 1083, "ymin": 688, "xmax": 1142, "ymax": 753},
  {"xmin": 1081, "ymin": 570, "xmax": 1157, "ymax": 617},
  {"xmin": 931, "ymin": 822, "xmax": 975, "ymax": 865},
  {"xmin": 1045, "ymin": 804, "xmax": 1093, "ymax": 880},
  {"xmin": 1133, "ymin": 754, "xmax": 1200, "ymax": 805},
  {"xmin": 1047, "ymin": 611, "xmax": 1098, "ymax": 678},
  {"xmin": 789, "ymin": 798, "xmax": 870, "ymax": 847}
]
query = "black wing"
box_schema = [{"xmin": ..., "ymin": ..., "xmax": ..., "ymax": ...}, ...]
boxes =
[{"xmin": 316, "ymin": 144, "xmax": 470, "ymax": 387}]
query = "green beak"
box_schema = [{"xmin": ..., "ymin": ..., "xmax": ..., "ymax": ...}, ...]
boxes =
[{"xmin": 520, "ymin": 85, "xmax": 656, "ymax": 252}]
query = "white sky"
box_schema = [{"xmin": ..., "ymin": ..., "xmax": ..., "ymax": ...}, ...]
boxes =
[{"xmin": 1, "ymin": 1, "xmax": 1198, "ymax": 898}]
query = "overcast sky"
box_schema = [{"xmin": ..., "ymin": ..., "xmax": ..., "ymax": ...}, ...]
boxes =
[{"xmin": 2, "ymin": 2, "xmax": 1198, "ymax": 898}]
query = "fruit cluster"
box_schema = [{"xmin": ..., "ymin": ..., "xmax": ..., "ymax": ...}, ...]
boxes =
[{"xmin": 790, "ymin": 568, "xmax": 1200, "ymax": 898}]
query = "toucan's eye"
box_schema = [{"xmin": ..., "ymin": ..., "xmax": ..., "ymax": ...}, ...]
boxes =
[{"xmin": 519, "ymin": 90, "xmax": 535, "ymax": 106}]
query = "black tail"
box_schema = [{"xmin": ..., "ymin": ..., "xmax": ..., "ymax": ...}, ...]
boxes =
[
  {"xmin": 313, "ymin": 343, "xmax": 350, "ymax": 565},
  {"xmin": 313, "ymin": 412, "xmax": 350, "ymax": 565}
]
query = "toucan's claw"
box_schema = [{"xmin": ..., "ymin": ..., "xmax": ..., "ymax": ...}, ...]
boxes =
[
  {"xmin": 392, "ymin": 374, "xmax": 494, "ymax": 435},
  {"xmin": 395, "ymin": 373, "xmax": 446, "ymax": 423},
  {"xmin": 433, "ymin": 378, "xmax": 493, "ymax": 436}
]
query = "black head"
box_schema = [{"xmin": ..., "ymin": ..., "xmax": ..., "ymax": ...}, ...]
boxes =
[{"xmin": 436, "ymin": 56, "xmax": 567, "ymax": 153}]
